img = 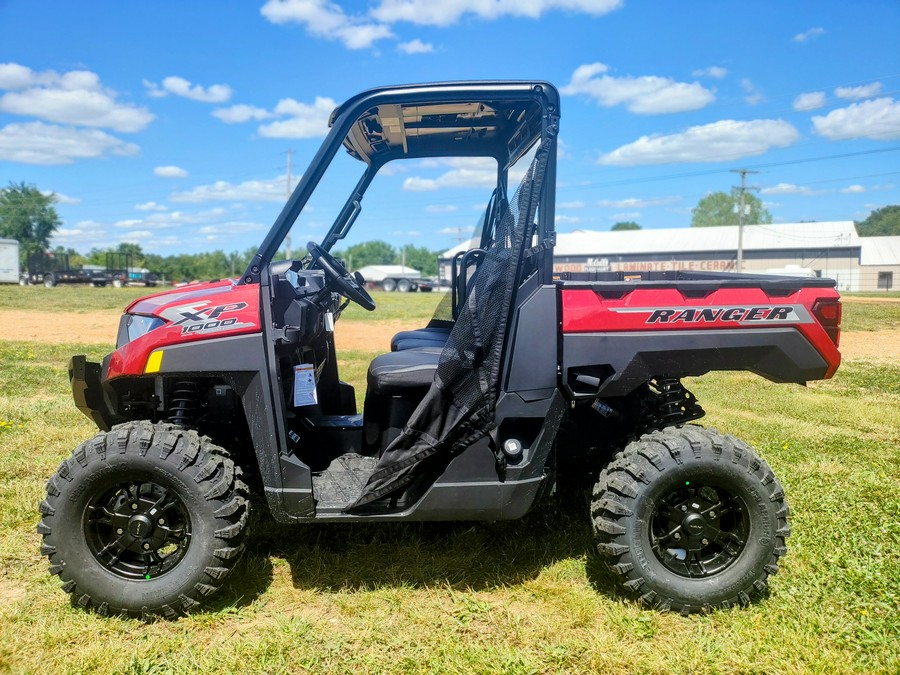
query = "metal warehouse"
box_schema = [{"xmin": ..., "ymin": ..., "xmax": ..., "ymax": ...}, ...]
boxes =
[{"xmin": 440, "ymin": 221, "xmax": 899, "ymax": 292}]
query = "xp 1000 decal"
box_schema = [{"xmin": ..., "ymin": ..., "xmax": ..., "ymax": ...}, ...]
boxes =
[{"xmin": 159, "ymin": 301, "xmax": 256, "ymax": 336}]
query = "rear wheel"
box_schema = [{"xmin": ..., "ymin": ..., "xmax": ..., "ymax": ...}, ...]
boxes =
[
  {"xmin": 397, "ymin": 278, "xmax": 412, "ymax": 292},
  {"xmin": 43, "ymin": 274, "xmax": 56, "ymax": 288},
  {"xmin": 382, "ymin": 278, "xmax": 397, "ymax": 292},
  {"xmin": 39, "ymin": 421, "xmax": 250, "ymax": 618},
  {"xmin": 112, "ymin": 277, "xmax": 124, "ymax": 288},
  {"xmin": 592, "ymin": 426, "xmax": 789, "ymax": 613}
]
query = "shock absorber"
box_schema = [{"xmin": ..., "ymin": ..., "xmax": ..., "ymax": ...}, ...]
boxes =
[
  {"xmin": 168, "ymin": 381, "xmax": 200, "ymax": 428},
  {"xmin": 650, "ymin": 377, "xmax": 705, "ymax": 427}
]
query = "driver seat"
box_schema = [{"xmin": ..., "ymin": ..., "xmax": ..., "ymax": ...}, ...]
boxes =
[{"xmin": 362, "ymin": 347, "xmax": 442, "ymax": 451}]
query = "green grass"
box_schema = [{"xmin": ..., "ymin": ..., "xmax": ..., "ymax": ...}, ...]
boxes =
[
  {"xmin": 0, "ymin": 306, "xmax": 898, "ymax": 672},
  {"xmin": 838, "ymin": 298, "xmax": 900, "ymax": 332}
]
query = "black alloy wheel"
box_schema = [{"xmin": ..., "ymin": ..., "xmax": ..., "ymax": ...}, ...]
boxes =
[
  {"xmin": 592, "ymin": 425, "xmax": 790, "ymax": 613},
  {"xmin": 84, "ymin": 479, "xmax": 192, "ymax": 581},
  {"xmin": 649, "ymin": 481, "xmax": 749, "ymax": 578},
  {"xmin": 39, "ymin": 421, "xmax": 249, "ymax": 618}
]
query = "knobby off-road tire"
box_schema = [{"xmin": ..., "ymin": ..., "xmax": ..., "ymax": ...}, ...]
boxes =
[
  {"xmin": 592, "ymin": 426, "xmax": 789, "ymax": 614},
  {"xmin": 38, "ymin": 421, "xmax": 250, "ymax": 619}
]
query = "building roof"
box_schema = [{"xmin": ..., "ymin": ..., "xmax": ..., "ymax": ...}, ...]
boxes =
[
  {"xmin": 860, "ymin": 236, "xmax": 900, "ymax": 266},
  {"xmin": 553, "ymin": 221, "xmax": 859, "ymax": 257},
  {"xmin": 440, "ymin": 222, "xmax": 860, "ymax": 259}
]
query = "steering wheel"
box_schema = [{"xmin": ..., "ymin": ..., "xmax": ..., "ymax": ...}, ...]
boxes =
[{"xmin": 307, "ymin": 241, "xmax": 376, "ymax": 312}]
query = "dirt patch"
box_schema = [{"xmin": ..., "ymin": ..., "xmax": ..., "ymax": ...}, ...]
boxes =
[
  {"xmin": 0, "ymin": 578, "xmax": 26, "ymax": 606},
  {"xmin": 1, "ymin": 309, "xmax": 895, "ymax": 363},
  {"xmin": 838, "ymin": 330, "xmax": 900, "ymax": 363},
  {"xmin": 0, "ymin": 310, "xmax": 422, "ymax": 354}
]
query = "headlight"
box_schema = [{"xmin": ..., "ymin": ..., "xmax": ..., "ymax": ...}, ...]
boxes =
[{"xmin": 116, "ymin": 314, "xmax": 165, "ymax": 347}]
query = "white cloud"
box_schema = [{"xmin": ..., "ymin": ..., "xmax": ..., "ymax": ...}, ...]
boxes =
[
  {"xmin": 135, "ymin": 201, "xmax": 168, "ymax": 211},
  {"xmin": 257, "ymin": 96, "xmax": 337, "ymax": 138},
  {"xmin": 609, "ymin": 212, "xmax": 640, "ymax": 221},
  {"xmin": 793, "ymin": 91, "xmax": 826, "ymax": 111},
  {"xmin": 0, "ymin": 63, "xmax": 39, "ymax": 89},
  {"xmin": 403, "ymin": 157, "xmax": 497, "ymax": 191},
  {"xmin": 261, "ymin": 0, "xmax": 394, "ymax": 49},
  {"xmin": 760, "ymin": 183, "xmax": 825, "ymax": 196},
  {"xmin": 171, "ymin": 175, "xmax": 292, "ymax": 202},
  {"xmin": 0, "ymin": 121, "xmax": 139, "ymax": 165},
  {"xmin": 692, "ymin": 66, "xmax": 728, "ymax": 79},
  {"xmin": 840, "ymin": 185, "xmax": 866, "ymax": 194},
  {"xmin": 835, "ymin": 82, "xmax": 882, "ymax": 100},
  {"xmin": 741, "ymin": 79, "xmax": 764, "ymax": 106},
  {"xmin": 558, "ymin": 200, "xmax": 586, "ymax": 209},
  {"xmin": 372, "ymin": 0, "xmax": 622, "ymax": 26},
  {"xmin": 438, "ymin": 225, "xmax": 475, "ymax": 236},
  {"xmin": 561, "ymin": 62, "xmax": 714, "ymax": 114},
  {"xmin": 812, "ymin": 98, "xmax": 900, "ymax": 141},
  {"xmin": 397, "ymin": 38, "xmax": 434, "ymax": 54},
  {"xmin": 597, "ymin": 196, "xmax": 680, "ymax": 208},
  {"xmin": 144, "ymin": 76, "xmax": 233, "ymax": 103},
  {"xmin": 154, "ymin": 165, "xmax": 188, "ymax": 178},
  {"xmin": 598, "ymin": 119, "xmax": 799, "ymax": 166},
  {"xmin": 42, "ymin": 190, "xmax": 81, "ymax": 205},
  {"xmin": 793, "ymin": 27, "xmax": 825, "ymax": 43},
  {"xmin": 872, "ymin": 184, "xmax": 895, "ymax": 191},
  {"xmin": 425, "ymin": 204, "xmax": 458, "ymax": 213},
  {"xmin": 212, "ymin": 104, "xmax": 275, "ymax": 123},
  {"xmin": 555, "ymin": 214, "xmax": 581, "ymax": 225},
  {"xmin": 0, "ymin": 64, "xmax": 153, "ymax": 132}
]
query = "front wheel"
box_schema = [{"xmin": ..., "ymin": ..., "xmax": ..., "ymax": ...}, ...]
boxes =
[
  {"xmin": 38, "ymin": 421, "xmax": 250, "ymax": 618},
  {"xmin": 592, "ymin": 426, "xmax": 789, "ymax": 613}
]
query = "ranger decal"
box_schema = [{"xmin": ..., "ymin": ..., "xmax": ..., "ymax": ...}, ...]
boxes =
[{"xmin": 610, "ymin": 304, "xmax": 814, "ymax": 325}]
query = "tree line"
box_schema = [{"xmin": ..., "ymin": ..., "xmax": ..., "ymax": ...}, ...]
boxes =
[{"xmin": 2, "ymin": 182, "xmax": 898, "ymax": 281}]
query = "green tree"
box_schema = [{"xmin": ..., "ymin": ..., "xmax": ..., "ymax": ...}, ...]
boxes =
[
  {"xmin": 0, "ymin": 182, "xmax": 62, "ymax": 264},
  {"xmin": 856, "ymin": 205, "xmax": 900, "ymax": 236},
  {"xmin": 398, "ymin": 244, "xmax": 440, "ymax": 276},
  {"xmin": 691, "ymin": 189, "xmax": 771, "ymax": 227},
  {"xmin": 611, "ymin": 221, "xmax": 641, "ymax": 231},
  {"xmin": 336, "ymin": 240, "xmax": 396, "ymax": 270}
]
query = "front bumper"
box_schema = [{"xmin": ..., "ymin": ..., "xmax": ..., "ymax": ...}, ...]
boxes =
[{"xmin": 69, "ymin": 355, "xmax": 115, "ymax": 431}]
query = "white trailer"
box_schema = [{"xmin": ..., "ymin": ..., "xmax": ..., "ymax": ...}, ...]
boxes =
[
  {"xmin": 355, "ymin": 264, "xmax": 432, "ymax": 292},
  {"xmin": 0, "ymin": 239, "xmax": 20, "ymax": 284}
]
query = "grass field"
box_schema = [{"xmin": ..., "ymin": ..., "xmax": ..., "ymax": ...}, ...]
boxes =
[{"xmin": 0, "ymin": 288, "xmax": 897, "ymax": 673}]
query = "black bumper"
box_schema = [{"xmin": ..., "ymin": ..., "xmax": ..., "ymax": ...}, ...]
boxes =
[{"xmin": 69, "ymin": 355, "xmax": 115, "ymax": 431}]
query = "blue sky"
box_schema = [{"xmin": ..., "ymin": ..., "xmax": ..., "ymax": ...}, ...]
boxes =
[{"xmin": 1, "ymin": 0, "xmax": 899, "ymax": 256}]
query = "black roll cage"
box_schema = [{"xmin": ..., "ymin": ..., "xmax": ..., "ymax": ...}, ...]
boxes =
[{"xmin": 240, "ymin": 80, "xmax": 560, "ymax": 286}]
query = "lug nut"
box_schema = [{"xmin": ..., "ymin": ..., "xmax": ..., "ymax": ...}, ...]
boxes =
[
  {"xmin": 158, "ymin": 518, "xmax": 165, "ymax": 526},
  {"xmin": 701, "ymin": 538, "xmax": 709, "ymax": 546},
  {"xmin": 673, "ymin": 532, "xmax": 681, "ymax": 540},
  {"xmin": 131, "ymin": 503, "xmax": 138, "ymax": 511},
  {"xmin": 681, "ymin": 505, "xmax": 688, "ymax": 512},
  {"xmin": 709, "ymin": 511, "xmax": 716, "ymax": 518},
  {"xmin": 143, "ymin": 543, "xmax": 151, "ymax": 550},
  {"xmin": 116, "ymin": 528, "xmax": 124, "ymax": 535}
]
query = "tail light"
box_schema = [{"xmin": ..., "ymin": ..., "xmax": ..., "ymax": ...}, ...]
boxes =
[{"xmin": 812, "ymin": 299, "xmax": 841, "ymax": 346}]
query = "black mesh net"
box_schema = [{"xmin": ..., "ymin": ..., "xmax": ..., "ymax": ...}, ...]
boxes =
[{"xmin": 351, "ymin": 139, "xmax": 551, "ymax": 508}]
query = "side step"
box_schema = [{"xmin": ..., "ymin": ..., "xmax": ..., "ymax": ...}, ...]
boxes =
[{"xmin": 311, "ymin": 453, "xmax": 377, "ymax": 511}]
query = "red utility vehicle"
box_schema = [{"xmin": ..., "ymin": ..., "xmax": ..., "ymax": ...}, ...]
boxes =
[{"xmin": 41, "ymin": 81, "xmax": 841, "ymax": 618}]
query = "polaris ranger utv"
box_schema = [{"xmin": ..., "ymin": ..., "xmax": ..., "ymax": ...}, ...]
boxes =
[{"xmin": 41, "ymin": 81, "xmax": 842, "ymax": 618}]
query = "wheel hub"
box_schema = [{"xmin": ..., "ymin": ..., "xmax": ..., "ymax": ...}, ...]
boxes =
[{"xmin": 127, "ymin": 514, "xmax": 154, "ymax": 538}]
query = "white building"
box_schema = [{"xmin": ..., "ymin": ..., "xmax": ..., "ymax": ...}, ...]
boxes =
[{"xmin": 440, "ymin": 222, "xmax": 899, "ymax": 292}]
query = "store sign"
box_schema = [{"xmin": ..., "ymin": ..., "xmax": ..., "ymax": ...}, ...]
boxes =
[{"xmin": 554, "ymin": 259, "xmax": 735, "ymax": 273}]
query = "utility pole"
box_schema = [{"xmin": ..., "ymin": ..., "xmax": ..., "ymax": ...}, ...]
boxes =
[
  {"xmin": 731, "ymin": 168, "xmax": 759, "ymax": 273},
  {"xmin": 285, "ymin": 149, "xmax": 293, "ymax": 259}
]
